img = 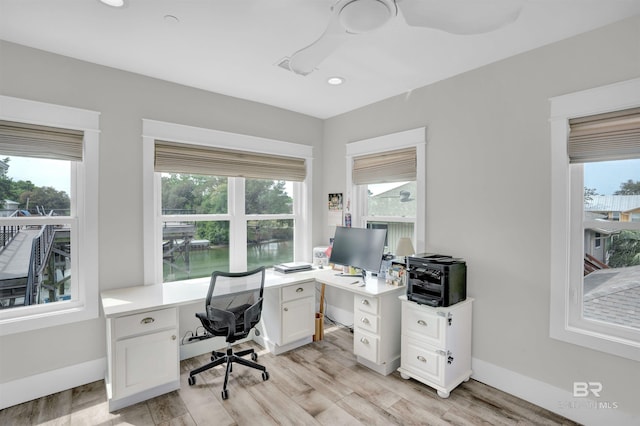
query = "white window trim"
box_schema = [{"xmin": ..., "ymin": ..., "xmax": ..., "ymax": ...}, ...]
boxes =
[
  {"xmin": 345, "ymin": 127, "xmax": 426, "ymax": 252},
  {"xmin": 142, "ymin": 119, "xmax": 313, "ymax": 284},
  {"xmin": 549, "ymin": 77, "xmax": 640, "ymax": 361},
  {"xmin": 0, "ymin": 95, "xmax": 99, "ymax": 336}
]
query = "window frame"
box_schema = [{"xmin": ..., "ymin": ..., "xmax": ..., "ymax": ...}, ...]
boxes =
[
  {"xmin": 549, "ymin": 77, "xmax": 640, "ymax": 361},
  {"xmin": 142, "ymin": 119, "xmax": 313, "ymax": 284},
  {"xmin": 0, "ymin": 95, "xmax": 99, "ymax": 336},
  {"xmin": 346, "ymin": 128, "xmax": 426, "ymax": 253}
]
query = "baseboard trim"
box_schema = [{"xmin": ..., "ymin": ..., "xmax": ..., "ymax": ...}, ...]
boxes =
[
  {"xmin": 471, "ymin": 357, "xmax": 637, "ymax": 426},
  {"xmin": 0, "ymin": 357, "xmax": 106, "ymax": 410}
]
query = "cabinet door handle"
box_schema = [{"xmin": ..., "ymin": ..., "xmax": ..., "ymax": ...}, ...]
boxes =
[
  {"xmin": 140, "ymin": 317, "xmax": 155, "ymax": 325},
  {"xmin": 171, "ymin": 335, "xmax": 177, "ymax": 340},
  {"xmin": 360, "ymin": 337, "xmax": 369, "ymax": 344},
  {"xmin": 417, "ymin": 355, "xmax": 426, "ymax": 363},
  {"xmin": 417, "ymin": 320, "xmax": 427, "ymax": 326},
  {"xmin": 283, "ymin": 307, "xmax": 289, "ymax": 312},
  {"xmin": 360, "ymin": 317, "xmax": 369, "ymax": 324},
  {"xmin": 296, "ymin": 287, "xmax": 304, "ymax": 293},
  {"xmin": 361, "ymin": 299, "xmax": 369, "ymax": 306}
]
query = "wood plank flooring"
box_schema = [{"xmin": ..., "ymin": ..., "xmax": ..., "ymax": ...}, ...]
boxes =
[{"xmin": 0, "ymin": 325, "xmax": 579, "ymax": 425}]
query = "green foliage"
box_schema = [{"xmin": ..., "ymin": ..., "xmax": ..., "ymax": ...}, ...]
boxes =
[
  {"xmin": 0, "ymin": 164, "xmax": 70, "ymax": 213},
  {"xmin": 614, "ymin": 179, "xmax": 640, "ymax": 195},
  {"xmin": 608, "ymin": 230, "xmax": 640, "ymax": 268},
  {"xmin": 161, "ymin": 174, "xmax": 293, "ymax": 245},
  {"xmin": 245, "ymin": 180, "xmax": 292, "ymax": 214}
]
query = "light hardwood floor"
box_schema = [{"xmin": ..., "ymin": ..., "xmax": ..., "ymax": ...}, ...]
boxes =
[{"xmin": 0, "ymin": 325, "xmax": 579, "ymax": 425}]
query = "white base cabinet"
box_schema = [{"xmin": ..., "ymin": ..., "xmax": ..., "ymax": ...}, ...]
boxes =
[
  {"xmin": 398, "ymin": 297, "xmax": 473, "ymax": 398},
  {"xmin": 106, "ymin": 307, "xmax": 179, "ymax": 411},
  {"xmin": 259, "ymin": 280, "xmax": 315, "ymax": 354}
]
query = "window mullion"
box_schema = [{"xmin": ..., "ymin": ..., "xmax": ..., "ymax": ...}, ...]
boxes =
[{"xmin": 229, "ymin": 177, "xmax": 247, "ymax": 272}]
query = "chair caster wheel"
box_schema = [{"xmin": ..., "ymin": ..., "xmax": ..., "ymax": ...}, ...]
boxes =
[
  {"xmin": 211, "ymin": 355, "xmax": 217, "ymax": 361},
  {"xmin": 251, "ymin": 352, "xmax": 258, "ymax": 361},
  {"xmin": 188, "ymin": 376, "xmax": 196, "ymax": 386},
  {"xmin": 262, "ymin": 371, "xmax": 270, "ymax": 381},
  {"xmin": 221, "ymin": 389, "xmax": 229, "ymax": 400}
]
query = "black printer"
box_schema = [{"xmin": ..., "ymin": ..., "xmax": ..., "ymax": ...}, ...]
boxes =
[{"xmin": 406, "ymin": 254, "xmax": 466, "ymax": 307}]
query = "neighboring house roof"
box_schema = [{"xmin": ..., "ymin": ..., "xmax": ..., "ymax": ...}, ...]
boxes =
[{"xmin": 584, "ymin": 195, "xmax": 640, "ymax": 213}]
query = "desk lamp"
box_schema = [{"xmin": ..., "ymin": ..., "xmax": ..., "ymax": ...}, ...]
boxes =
[
  {"xmin": 396, "ymin": 237, "xmax": 415, "ymax": 260},
  {"xmin": 395, "ymin": 237, "xmax": 415, "ymax": 272}
]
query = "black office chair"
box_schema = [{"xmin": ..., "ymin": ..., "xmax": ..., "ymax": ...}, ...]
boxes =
[{"xmin": 187, "ymin": 267, "xmax": 269, "ymax": 400}]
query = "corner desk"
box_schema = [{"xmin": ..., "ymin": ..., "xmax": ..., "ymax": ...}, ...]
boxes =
[{"xmin": 100, "ymin": 268, "xmax": 405, "ymax": 411}]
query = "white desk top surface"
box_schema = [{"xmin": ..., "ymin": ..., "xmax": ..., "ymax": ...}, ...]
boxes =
[{"xmin": 101, "ymin": 268, "xmax": 405, "ymax": 318}]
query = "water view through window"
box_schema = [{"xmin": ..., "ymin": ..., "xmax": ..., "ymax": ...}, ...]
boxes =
[
  {"xmin": 0, "ymin": 155, "xmax": 72, "ymax": 309},
  {"xmin": 161, "ymin": 174, "xmax": 294, "ymax": 282}
]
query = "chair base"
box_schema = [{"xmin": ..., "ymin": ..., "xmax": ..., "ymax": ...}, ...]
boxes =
[{"xmin": 188, "ymin": 345, "xmax": 269, "ymax": 399}]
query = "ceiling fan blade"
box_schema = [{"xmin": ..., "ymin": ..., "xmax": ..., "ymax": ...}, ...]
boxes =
[
  {"xmin": 288, "ymin": 8, "xmax": 349, "ymax": 76},
  {"xmin": 398, "ymin": 0, "xmax": 524, "ymax": 35}
]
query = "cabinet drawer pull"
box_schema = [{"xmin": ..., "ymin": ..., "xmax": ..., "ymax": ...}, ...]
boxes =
[
  {"xmin": 417, "ymin": 320, "xmax": 427, "ymax": 326},
  {"xmin": 360, "ymin": 317, "xmax": 370, "ymax": 324},
  {"xmin": 140, "ymin": 317, "xmax": 155, "ymax": 325},
  {"xmin": 296, "ymin": 287, "xmax": 304, "ymax": 293},
  {"xmin": 361, "ymin": 299, "xmax": 370, "ymax": 306},
  {"xmin": 171, "ymin": 335, "xmax": 177, "ymax": 340},
  {"xmin": 417, "ymin": 355, "xmax": 426, "ymax": 363},
  {"xmin": 360, "ymin": 337, "xmax": 369, "ymax": 344}
]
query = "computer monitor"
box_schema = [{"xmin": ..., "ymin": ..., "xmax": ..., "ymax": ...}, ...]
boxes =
[{"xmin": 329, "ymin": 226, "xmax": 387, "ymax": 281}]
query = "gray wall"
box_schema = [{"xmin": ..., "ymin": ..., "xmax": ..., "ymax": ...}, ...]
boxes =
[
  {"xmin": 322, "ymin": 15, "xmax": 640, "ymax": 417},
  {"xmin": 0, "ymin": 40, "xmax": 324, "ymax": 382}
]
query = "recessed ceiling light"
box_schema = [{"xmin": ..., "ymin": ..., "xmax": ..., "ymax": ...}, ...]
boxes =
[
  {"xmin": 99, "ymin": 0, "xmax": 124, "ymax": 7},
  {"xmin": 327, "ymin": 76, "xmax": 345, "ymax": 86}
]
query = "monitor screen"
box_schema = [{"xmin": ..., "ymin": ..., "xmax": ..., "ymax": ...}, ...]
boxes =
[{"xmin": 329, "ymin": 226, "xmax": 387, "ymax": 273}]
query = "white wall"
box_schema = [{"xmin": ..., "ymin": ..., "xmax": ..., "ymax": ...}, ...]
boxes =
[
  {"xmin": 322, "ymin": 15, "xmax": 640, "ymax": 423},
  {"xmin": 0, "ymin": 40, "xmax": 323, "ymax": 385}
]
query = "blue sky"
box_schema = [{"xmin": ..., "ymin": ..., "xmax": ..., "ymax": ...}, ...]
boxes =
[
  {"xmin": 584, "ymin": 158, "xmax": 640, "ymax": 195},
  {"xmin": 3, "ymin": 156, "xmax": 71, "ymax": 196}
]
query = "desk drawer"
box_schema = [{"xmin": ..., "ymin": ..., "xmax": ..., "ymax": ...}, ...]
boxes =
[
  {"xmin": 114, "ymin": 307, "xmax": 177, "ymax": 340},
  {"xmin": 401, "ymin": 337, "xmax": 444, "ymax": 386},
  {"xmin": 355, "ymin": 311, "xmax": 378, "ymax": 334},
  {"xmin": 354, "ymin": 330, "xmax": 379, "ymax": 363},
  {"xmin": 282, "ymin": 281, "xmax": 314, "ymax": 302},
  {"xmin": 403, "ymin": 302, "xmax": 444, "ymax": 345},
  {"xmin": 354, "ymin": 294, "xmax": 379, "ymax": 315}
]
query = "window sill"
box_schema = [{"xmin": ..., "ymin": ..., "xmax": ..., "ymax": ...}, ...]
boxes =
[{"xmin": 0, "ymin": 302, "xmax": 98, "ymax": 336}]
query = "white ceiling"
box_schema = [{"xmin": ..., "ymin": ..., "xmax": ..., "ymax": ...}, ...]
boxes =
[{"xmin": 1, "ymin": 0, "xmax": 640, "ymax": 119}]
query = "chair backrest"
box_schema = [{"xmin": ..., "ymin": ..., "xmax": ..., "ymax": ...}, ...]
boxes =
[{"xmin": 205, "ymin": 266, "xmax": 266, "ymax": 342}]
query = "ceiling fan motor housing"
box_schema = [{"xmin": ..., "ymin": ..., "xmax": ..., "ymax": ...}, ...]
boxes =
[{"xmin": 338, "ymin": 0, "xmax": 396, "ymax": 34}]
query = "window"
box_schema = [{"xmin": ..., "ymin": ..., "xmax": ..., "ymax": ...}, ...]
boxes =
[
  {"xmin": 142, "ymin": 120, "xmax": 312, "ymax": 284},
  {"xmin": 0, "ymin": 96, "xmax": 99, "ymax": 336},
  {"xmin": 346, "ymin": 128, "xmax": 426, "ymax": 254},
  {"xmin": 550, "ymin": 78, "xmax": 640, "ymax": 361}
]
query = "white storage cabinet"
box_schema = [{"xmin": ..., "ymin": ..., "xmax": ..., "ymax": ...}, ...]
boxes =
[
  {"xmin": 261, "ymin": 280, "xmax": 315, "ymax": 354},
  {"xmin": 106, "ymin": 307, "xmax": 180, "ymax": 411},
  {"xmin": 398, "ymin": 297, "xmax": 473, "ymax": 398}
]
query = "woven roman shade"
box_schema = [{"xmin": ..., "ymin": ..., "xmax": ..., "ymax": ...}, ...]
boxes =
[
  {"xmin": 0, "ymin": 120, "xmax": 84, "ymax": 161},
  {"xmin": 155, "ymin": 140, "xmax": 306, "ymax": 181},
  {"xmin": 352, "ymin": 147, "xmax": 416, "ymax": 185},
  {"xmin": 568, "ymin": 107, "xmax": 640, "ymax": 163}
]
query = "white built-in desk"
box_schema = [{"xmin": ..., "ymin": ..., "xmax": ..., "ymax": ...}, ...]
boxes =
[{"xmin": 100, "ymin": 269, "xmax": 404, "ymax": 411}]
